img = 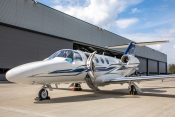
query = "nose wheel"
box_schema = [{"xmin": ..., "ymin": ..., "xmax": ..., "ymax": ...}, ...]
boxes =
[
  {"xmin": 35, "ymin": 88, "xmax": 50, "ymax": 101},
  {"xmin": 39, "ymin": 88, "xmax": 50, "ymax": 99}
]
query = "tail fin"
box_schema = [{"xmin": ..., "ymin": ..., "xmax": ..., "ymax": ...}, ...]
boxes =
[
  {"xmin": 124, "ymin": 42, "xmax": 136, "ymax": 55},
  {"xmin": 106, "ymin": 40, "xmax": 169, "ymax": 55}
]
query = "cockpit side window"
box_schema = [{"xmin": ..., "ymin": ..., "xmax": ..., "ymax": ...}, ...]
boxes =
[
  {"xmin": 74, "ymin": 52, "xmax": 83, "ymax": 61},
  {"xmin": 48, "ymin": 50, "xmax": 74, "ymax": 61}
]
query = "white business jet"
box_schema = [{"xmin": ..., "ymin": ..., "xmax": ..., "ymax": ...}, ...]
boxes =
[{"xmin": 6, "ymin": 40, "xmax": 175, "ymax": 101}]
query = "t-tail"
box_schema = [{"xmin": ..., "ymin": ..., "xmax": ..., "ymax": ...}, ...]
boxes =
[
  {"xmin": 106, "ymin": 40, "xmax": 169, "ymax": 76},
  {"xmin": 106, "ymin": 40, "xmax": 169, "ymax": 56},
  {"xmin": 124, "ymin": 42, "xmax": 136, "ymax": 56}
]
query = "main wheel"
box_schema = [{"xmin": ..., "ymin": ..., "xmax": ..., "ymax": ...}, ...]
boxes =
[
  {"xmin": 134, "ymin": 91, "xmax": 138, "ymax": 95},
  {"xmin": 130, "ymin": 85, "xmax": 138, "ymax": 95},
  {"xmin": 38, "ymin": 88, "xmax": 48, "ymax": 100}
]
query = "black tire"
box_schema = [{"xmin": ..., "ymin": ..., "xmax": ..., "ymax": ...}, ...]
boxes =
[
  {"xmin": 131, "ymin": 85, "xmax": 134, "ymax": 92},
  {"xmin": 38, "ymin": 88, "xmax": 48, "ymax": 100},
  {"xmin": 134, "ymin": 91, "xmax": 138, "ymax": 95},
  {"xmin": 75, "ymin": 83, "xmax": 79, "ymax": 87},
  {"xmin": 46, "ymin": 96, "xmax": 50, "ymax": 100}
]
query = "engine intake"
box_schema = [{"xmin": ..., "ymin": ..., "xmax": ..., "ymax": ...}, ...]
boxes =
[
  {"xmin": 121, "ymin": 55, "xmax": 129, "ymax": 63},
  {"xmin": 121, "ymin": 55, "xmax": 140, "ymax": 65}
]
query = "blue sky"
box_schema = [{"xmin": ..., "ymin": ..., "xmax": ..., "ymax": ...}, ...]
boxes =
[{"xmin": 37, "ymin": 0, "xmax": 175, "ymax": 64}]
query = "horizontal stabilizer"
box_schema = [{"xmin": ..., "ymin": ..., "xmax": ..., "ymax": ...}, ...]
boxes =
[{"xmin": 106, "ymin": 40, "xmax": 169, "ymax": 49}]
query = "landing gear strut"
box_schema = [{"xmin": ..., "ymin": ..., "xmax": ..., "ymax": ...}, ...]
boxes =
[
  {"xmin": 35, "ymin": 85, "xmax": 51, "ymax": 101},
  {"xmin": 128, "ymin": 81, "xmax": 141, "ymax": 95},
  {"xmin": 71, "ymin": 83, "xmax": 82, "ymax": 91},
  {"xmin": 129, "ymin": 85, "xmax": 138, "ymax": 95}
]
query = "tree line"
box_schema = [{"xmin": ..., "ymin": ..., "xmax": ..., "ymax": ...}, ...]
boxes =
[{"xmin": 168, "ymin": 64, "xmax": 175, "ymax": 74}]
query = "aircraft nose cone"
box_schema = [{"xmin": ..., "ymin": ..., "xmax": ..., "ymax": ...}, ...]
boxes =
[
  {"xmin": 6, "ymin": 68, "xmax": 21, "ymax": 83},
  {"xmin": 5, "ymin": 61, "xmax": 47, "ymax": 84},
  {"xmin": 6, "ymin": 66, "xmax": 32, "ymax": 83},
  {"xmin": 6, "ymin": 70, "xmax": 12, "ymax": 81}
]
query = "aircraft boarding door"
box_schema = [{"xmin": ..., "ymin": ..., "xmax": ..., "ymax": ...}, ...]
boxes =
[
  {"xmin": 86, "ymin": 52, "xmax": 96, "ymax": 80},
  {"xmin": 85, "ymin": 51, "xmax": 100, "ymax": 91}
]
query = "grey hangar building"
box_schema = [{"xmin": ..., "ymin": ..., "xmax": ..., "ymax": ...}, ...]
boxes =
[{"xmin": 0, "ymin": 0, "xmax": 167, "ymax": 81}]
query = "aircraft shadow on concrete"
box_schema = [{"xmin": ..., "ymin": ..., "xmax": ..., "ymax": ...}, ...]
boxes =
[{"xmin": 34, "ymin": 86, "xmax": 175, "ymax": 104}]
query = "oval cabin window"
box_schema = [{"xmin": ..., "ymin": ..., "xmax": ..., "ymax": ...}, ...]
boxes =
[{"xmin": 100, "ymin": 57, "xmax": 104, "ymax": 64}]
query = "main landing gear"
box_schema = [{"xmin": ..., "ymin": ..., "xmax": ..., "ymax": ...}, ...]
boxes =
[
  {"xmin": 129, "ymin": 85, "xmax": 138, "ymax": 95},
  {"xmin": 128, "ymin": 81, "xmax": 142, "ymax": 95},
  {"xmin": 35, "ymin": 85, "xmax": 51, "ymax": 101},
  {"xmin": 71, "ymin": 83, "xmax": 82, "ymax": 91}
]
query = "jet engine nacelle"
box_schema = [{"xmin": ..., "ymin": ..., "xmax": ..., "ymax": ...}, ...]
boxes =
[{"xmin": 121, "ymin": 55, "xmax": 140, "ymax": 67}]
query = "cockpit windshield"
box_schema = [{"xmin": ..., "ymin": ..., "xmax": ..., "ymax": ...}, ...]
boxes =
[{"xmin": 48, "ymin": 50, "xmax": 74, "ymax": 61}]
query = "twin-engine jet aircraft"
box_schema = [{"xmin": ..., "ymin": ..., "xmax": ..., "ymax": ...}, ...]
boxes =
[{"xmin": 6, "ymin": 40, "xmax": 175, "ymax": 101}]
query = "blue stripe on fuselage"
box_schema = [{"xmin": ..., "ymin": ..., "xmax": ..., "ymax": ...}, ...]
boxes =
[
  {"xmin": 49, "ymin": 68, "xmax": 85, "ymax": 74},
  {"xmin": 49, "ymin": 66, "xmax": 116, "ymax": 74},
  {"xmin": 95, "ymin": 67, "xmax": 115, "ymax": 72}
]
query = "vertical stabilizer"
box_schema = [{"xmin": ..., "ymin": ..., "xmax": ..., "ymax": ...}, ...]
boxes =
[{"xmin": 124, "ymin": 42, "xmax": 136, "ymax": 56}]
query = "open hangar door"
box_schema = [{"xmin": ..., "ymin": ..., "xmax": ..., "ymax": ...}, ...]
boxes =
[
  {"xmin": 74, "ymin": 42, "xmax": 151, "ymax": 76},
  {"xmin": 73, "ymin": 42, "xmax": 166, "ymax": 76},
  {"xmin": 73, "ymin": 42, "xmax": 123, "ymax": 58}
]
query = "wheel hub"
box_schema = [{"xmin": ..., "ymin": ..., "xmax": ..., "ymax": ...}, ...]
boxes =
[{"xmin": 41, "ymin": 90, "xmax": 47, "ymax": 99}]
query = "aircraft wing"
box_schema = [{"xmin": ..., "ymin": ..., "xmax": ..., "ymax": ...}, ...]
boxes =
[{"xmin": 104, "ymin": 74, "xmax": 175, "ymax": 83}]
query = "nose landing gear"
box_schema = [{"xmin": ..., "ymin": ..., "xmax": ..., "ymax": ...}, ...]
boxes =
[{"xmin": 35, "ymin": 85, "xmax": 51, "ymax": 101}]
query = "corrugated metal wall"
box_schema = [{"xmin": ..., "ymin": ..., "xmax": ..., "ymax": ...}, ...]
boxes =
[
  {"xmin": 0, "ymin": 25, "xmax": 73, "ymax": 68},
  {"xmin": 0, "ymin": 0, "xmax": 167, "ymax": 63},
  {"xmin": 137, "ymin": 57, "xmax": 147, "ymax": 73},
  {"xmin": 148, "ymin": 60, "xmax": 158, "ymax": 73},
  {"xmin": 159, "ymin": 62, "xmax": 166, "ymax": 73}
]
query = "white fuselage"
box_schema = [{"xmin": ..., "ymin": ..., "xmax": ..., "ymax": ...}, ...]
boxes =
[{"xmin": 6, "ymin": 49, "xmax": 140, "ymax": 86}]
